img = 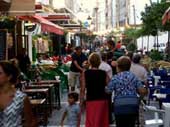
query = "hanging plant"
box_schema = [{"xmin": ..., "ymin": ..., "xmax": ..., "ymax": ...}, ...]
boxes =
[{"xmin": 0, "ymin": 16, "xmax": 16, "ymax": 29}]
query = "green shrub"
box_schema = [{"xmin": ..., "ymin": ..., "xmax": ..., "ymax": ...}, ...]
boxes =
[
  {"xmin": 127, "ymin": 42, "xmax": 137, "ymax": 52},
  {"xmin": 150, "ymin": 50, "xmax": 163, "ymax": 61}
]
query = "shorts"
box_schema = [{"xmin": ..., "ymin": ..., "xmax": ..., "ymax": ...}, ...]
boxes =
[{"xmin": 68, "ymin": 71, "xmax": 80, "ymax": 87}]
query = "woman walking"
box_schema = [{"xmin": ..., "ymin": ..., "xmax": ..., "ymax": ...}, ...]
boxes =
[
  {"xmin": 105, "ymin": 56, "xmax": 147, "ymax": 127},
  {"xmin": 80, "ymin": 53, "xmax": 109, "ymax": 127}
]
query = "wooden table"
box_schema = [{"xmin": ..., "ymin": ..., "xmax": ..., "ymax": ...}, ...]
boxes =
[
  {"xmin": 27, "ymin": 84, "xmax": 54, "ymax": 88},
  {"xmin": 30, "ymin": 98, "xmax": 46, "ymax": 105},
  {"xmin": 23, "ymin": 88, "xmax": 52, "ymax": 115},
  {"xmin": 24, "ymin": 88, "xmax": 49, "ymax": 93},
  {"xmin": 32, "ymin": 80, "xmax": 61, "ymax": 109},
  {"xmin": 30, "ymin": 99, "xmax": 48, "ymax": 125},
  {"xmin": 26, "ymin": 84, "xmax": 54, "ymax": 112}
]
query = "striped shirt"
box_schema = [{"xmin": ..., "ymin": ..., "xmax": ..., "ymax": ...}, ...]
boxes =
[{"xmin": 0, "ymin": 90, "xmax": 26, "ymax": 127}]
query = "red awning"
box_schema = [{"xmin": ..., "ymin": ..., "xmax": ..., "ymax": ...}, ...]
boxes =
[
  {"xmin": 18, "ymin": 15, "xmax": 64, "ymax": 35},
  {"xmin": 44, "ymin": 15, "xmax": 70, "ymax": 21},
  {"xmin": 162, "ymin": 7, "xmax": 170, "ymax": 25},
  {"xmin": 34, "ymin": 15, "xmax": 64, "ymax": 35}
]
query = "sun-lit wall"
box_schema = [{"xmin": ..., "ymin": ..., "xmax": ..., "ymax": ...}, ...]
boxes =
[{"xmin": 129, "ymin": 0, "xmax": 150, "ymax": 25}]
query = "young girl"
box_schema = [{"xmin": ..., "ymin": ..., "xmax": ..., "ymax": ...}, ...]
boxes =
[
  {"xmin": 0, "ymin": 83, "xmax": 15, "ymax": 111},
  {"xmin": 61, "ymin": 92, "xmax": 81, "ymax": 127}
]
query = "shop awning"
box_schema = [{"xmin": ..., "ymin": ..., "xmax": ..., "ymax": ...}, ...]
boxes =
[
  {"xmin": 162, "ymin": 7, "xmax": 170, "ymax": 25},
  {"xmin": 34, "ymin": 15, "xmax": 64, "ymax": 35},
  {"xmin": 44, "ymin": 14, "xmax": 70, "ymax": 21},
  {"xmin": 18, "ymin": 15, "xmax": 64, "ymax": 35}
]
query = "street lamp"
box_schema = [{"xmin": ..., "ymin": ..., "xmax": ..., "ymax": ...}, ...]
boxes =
[
  {"xmin": 87, "ymin": 15, "xmax": 92, "ymax": 22},
  {"xmin": 87, "ymin": 15, "xmax": 92, "ymax": 27}
]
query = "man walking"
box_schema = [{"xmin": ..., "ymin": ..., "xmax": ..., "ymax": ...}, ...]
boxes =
[{"xmin": 69, "ymin": 46, "xmax": 87, "ymax": 91}]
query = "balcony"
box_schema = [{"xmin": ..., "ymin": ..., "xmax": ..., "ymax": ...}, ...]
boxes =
[{"xmin": 0, "ymin": 0, "xmax": 11, "ymax": 12}]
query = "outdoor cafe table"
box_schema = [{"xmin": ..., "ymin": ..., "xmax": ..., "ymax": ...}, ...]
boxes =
[
  {"xmin": 32, "ymin": 80, "xmax": 61, "ymax": 109},
  {"xmin": 26, "ymin": 85, "xmax": 54, "ymax": 113},
  {"xmin": 23, "ymin": 88, "xmax": 52, "ymax": 115},
  {"xmin": 30, "ymin": 98, "xmax": 48, "ymax": 125}
]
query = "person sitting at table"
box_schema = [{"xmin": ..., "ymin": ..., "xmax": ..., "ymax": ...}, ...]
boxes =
[{"xmin": 0, "ymin": 61, "xmax": 37, "ymax": 127}]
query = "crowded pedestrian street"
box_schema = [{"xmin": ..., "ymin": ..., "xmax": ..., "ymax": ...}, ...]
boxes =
[
  {"xmin": 46, "ymin": 90, "xmax": 162, "ymax": 127},
  {"xmin": 1, "ymin": 0, "xmax": 170, "ymax": 127}
]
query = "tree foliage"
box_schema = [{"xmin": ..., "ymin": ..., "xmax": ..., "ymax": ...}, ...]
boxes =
[
  {"xmin": 127, "ymin": 42, "xmax": 137, "ymax": 52},
  {"xmin": 124, "ymin": 28, "xmax": 145, "ymax": 39},
  {"xmin": 141, "ymin": 0, "xmax": 170, "ymax": 36}
]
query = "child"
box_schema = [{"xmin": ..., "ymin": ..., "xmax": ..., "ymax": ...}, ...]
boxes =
[
  {"xmin": 0, "ymin": 83, "xmax": 15, "ymax": 111},
  {"xmin": 61, "ymin": 92, "xmax": 81, "ymax": 127}
]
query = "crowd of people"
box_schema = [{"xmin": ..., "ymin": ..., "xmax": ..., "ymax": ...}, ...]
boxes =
[
  {"xmin": 61, "ymin": 39, "xmax": 148, "ymax": 127},
  {"xmin": 0, "ymin": 39, "xmax": 149, "ymax": 127}
]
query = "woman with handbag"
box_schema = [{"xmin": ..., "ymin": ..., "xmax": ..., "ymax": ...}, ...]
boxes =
[{"xmin": 105, "ymin": 56, "xmax": 147, "ymax": 127}]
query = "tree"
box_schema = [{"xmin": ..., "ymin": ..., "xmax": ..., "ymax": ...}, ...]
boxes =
[
  {"xmin": 141, "ymin": 1, "xmax": 170, "ymax": 52},
  {"xmin": 123, "ymin": 28, "xmax": 145, "ymax": 47}
]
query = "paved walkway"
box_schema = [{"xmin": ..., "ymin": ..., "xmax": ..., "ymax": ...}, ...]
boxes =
[{"xmin": 46, "ymin": 90, "xmax": 163, "ymax": 127}]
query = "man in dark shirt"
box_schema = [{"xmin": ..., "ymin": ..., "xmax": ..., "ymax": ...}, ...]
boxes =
[{"xmin": 69, "ymin": 46, "xmax": 87, "ymax": 91}]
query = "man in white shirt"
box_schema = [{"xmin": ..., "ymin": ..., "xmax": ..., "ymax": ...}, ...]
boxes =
[
  {"xmin": 130, "ymin": 54, "xmax": 148, "ymax": 127},
  {"xmin": 99, "ymin": 52, "xmax": 113, "ymax": 124},
  {"xmin": 130, "ymin": 54, "xmax": 148, "ymax": 83},
  {"xmin": 99, "ymin": 52, "xmax": 113, "ymax": 80}
]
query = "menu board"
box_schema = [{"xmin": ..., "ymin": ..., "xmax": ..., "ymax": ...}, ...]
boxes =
[{"xmin": 0, "ymin": 30, "xmax": 7, "ymax": 60}]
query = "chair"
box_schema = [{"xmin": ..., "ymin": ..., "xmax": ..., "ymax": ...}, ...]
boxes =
[{"xmin": 144, "ymin": 105, "xmax": 164, "ymax": 127}]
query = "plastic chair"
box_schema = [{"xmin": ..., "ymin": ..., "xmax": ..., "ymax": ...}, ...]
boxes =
[{"xmin": 144, "ymin": 105, "xmax": 164, "ymax": 127}]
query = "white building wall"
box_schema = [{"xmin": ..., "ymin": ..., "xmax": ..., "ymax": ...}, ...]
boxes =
[
  {"xmin": 97, "ymin": 0, "xmax": 113, "ymax": 33},
  {"xmin": 112, "ymin": 0, "xmax": 117, "ymax": 28},
  {"xmin": 108, "ymin": 0, "xmax": 113, "ymax": 29},
  {"xmin": 129, "ymin": 0, "xmax": 150, "ymax": 25},
  {"xmin": 98, "ymin": 0, "xmax": 106, "ymax": 32},
  {"xmin": 137, "ymin": 32, "xmax": 168, "ymax": 51},
  {"xmin": 52, "ymin": 0, "xmax": 65, "ymax": 8}
]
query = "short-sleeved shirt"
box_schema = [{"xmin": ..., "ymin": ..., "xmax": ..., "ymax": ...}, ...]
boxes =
[
  {"xmin": 70, "ymin": 52, "xmax": 87, "ymax": 72},
  {"xmin": 106, "ymin": 71, "xmax": 143, "ymax": 115},
  {"xmin": 99, "ymin": 61, "xmax": 113, "ymax": 79},
  {"xmin": 64, "ymin": 103, "xmax": 80, "ymax": 126},
  {"xmin": 130, "ymin": 63, "xmax": 148, "ymax": 82},
  {"xmin": 0, "ymin": 90, "xmax": 26, "ymax": 127}
]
